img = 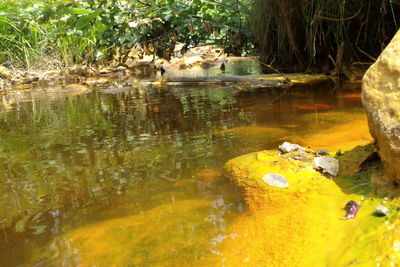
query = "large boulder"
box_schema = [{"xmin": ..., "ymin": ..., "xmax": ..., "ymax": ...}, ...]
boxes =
[{"xmin": 362, "ymin": 30, "xmax": 400, "ymax": 183}]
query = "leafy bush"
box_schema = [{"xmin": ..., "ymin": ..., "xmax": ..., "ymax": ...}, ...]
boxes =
[{"xmin": 0, "ymin": 0, "xmax": 254, "ymax": 68}]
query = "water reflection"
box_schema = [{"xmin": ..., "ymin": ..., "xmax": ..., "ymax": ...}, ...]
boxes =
[{"xmin": 0, "ymin": 79, "xmax": 364, "ymax": 265}]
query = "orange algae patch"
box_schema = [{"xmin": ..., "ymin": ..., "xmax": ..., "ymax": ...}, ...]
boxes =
[
  {"xmin": 339, "ymin": 93, "xmax": 361, "ymax": 100},
  {"xmin": 296, "ymin": 103, "xmax": 335, "ymax": 111},
  {"xmin": 62, "ymin": 199, "xmax": 220, "ymax": 266},
  {"xmin": 195, "ymin": 168, "xmax": 224, "ymax": 184},
  {"xmin": 214, "ymin": 126, "xmax": 289, "ymax": 149},
  {"xmin": 293, "ymin": 111, "xmax": 372, "ymax": 151}
]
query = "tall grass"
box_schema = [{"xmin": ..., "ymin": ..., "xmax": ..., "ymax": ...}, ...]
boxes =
[
  {"xmin": 0, "ymin": 0, "xmax": 47, "ymax": 67},
  {"xmin": 0, "ymin": 0, "xmax": 104, "ymax": 69},
  {"xmin": 251, "ymin": 0, "xmax": 400, "ymax": 72}
]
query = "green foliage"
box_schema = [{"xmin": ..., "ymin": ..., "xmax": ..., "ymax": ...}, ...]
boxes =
[{"xmin": 0, "ymin": 0, "xmax": 254, "ymax": 68}]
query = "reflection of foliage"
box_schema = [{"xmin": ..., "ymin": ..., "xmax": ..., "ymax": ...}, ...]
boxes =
[
  {"xmin": 0, "ymin": 0, "xmax": 254, "ymax": 67},
  {"xmin": 0, "ymin": 86, "xmax": 245, "ymax": 232}
]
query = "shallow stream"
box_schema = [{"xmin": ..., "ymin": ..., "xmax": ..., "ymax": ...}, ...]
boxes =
[{"xmin": 0, "ymin": 64, "xmax": 367, "ymax": 266}]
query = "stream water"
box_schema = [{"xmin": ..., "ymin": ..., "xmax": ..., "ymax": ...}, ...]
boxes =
[{"xmin": 0, "ymin": 64, "xmax": 366, "ymax": 266}]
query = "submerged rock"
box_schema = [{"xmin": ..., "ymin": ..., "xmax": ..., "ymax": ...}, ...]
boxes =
[
  {"xmin": 314, "ymin": 156, "xmax": 339, "ymax": 176},
  {"xmin": 195, "ymin": 168, "xmax": 224, "ymax": 184},
  {"xmin": 362, "ymin": 30, "xmax": 400, "ymax": 183},
  {"xmin": 279, "ymin": 142, "xmax": 305, "ymax": 154},
  {"xmin": 375, "ymin": 205, "xmax": 389, "ymax": 216},
  {"xmin": 262, "ymin": 173, "xmax": 289, "ymax": 189}
]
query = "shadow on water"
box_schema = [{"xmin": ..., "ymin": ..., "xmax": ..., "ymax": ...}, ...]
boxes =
[{"xmin": 0, "ymin": 74, "xmax": 370, "ymax": 266}]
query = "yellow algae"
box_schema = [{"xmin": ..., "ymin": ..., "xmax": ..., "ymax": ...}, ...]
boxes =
[
  {"xmin": 214, "ymin": 126, "xmax": 288, "ymax": 148},
  {"xmin": 57, "ymin": 199, "xmax": 221, "ymax": 266},
  {"xmin": 220, "ymin": 127, "xmax": 399, "ymax": 266},
  {"xmin": 290, "ymin": 112, "xmax": 373, "ymax": 151}
]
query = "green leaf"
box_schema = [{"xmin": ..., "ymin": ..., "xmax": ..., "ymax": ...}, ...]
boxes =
[
  {"xmin": 29, "ymin": 225, "xmax": 48, "ymax": 235},
  {"xmin": 15, "ymin": 215, "xmax": 30, "ymax": 233},
  {"xmin": 75, "ymin": 9, "xmax": 102, "ymax": 30},
  {"xmin": 60, "ymin": 8, "xmax": 92, "ymax": 15}
]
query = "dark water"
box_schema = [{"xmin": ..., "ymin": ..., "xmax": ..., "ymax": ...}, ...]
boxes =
[{"xmin": 0, "ymin": 73, "xmax": 364, "ymax": 266}]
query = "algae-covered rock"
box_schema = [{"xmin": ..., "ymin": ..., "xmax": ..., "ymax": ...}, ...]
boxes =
[
  {"xmin": 362, "ymin": 30, "xmax": 400, "ymax": 183},
  {"xmin": 223, "ymin": 149, "xmax": 347, "ymax": 266}
]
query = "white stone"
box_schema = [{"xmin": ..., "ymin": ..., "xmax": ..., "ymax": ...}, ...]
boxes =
[
  {"xmin": 278, "ymin": 141, "xmax": 305, "ymax": 154},
  {"xmin": 262, "ymin": 173, "xmax": 289, "ymax": 189},
  {"xmin": 314, "ymin": 156, "xmax": 339, "ymax": 176},
  {"xmin": 376, "ymin": 205, "xmax": 389, "ymax": 216}
]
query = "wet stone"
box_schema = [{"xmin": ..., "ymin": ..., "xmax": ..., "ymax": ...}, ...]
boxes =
[
  {"xmin": 314, "ymin": 156, "xmax": 339, "ymax": 176},
  {"xmin": 262, "ymin": 173, "xmax": 289, "ymax": 189},
  {"xmin": 279, "ymin": 142, "xmax": 305, "ymax": 154},
  {"xmin": 375, "ymin": 205, "xmax": 389, "ymax": 216}
]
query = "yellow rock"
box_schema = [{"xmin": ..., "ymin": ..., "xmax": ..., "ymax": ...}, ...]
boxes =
[
  {"xmin": 362, "ymin": 29, "xmax": 400, "ymax": 184},
  {"xmin": 195, "ymin": 168, "xmax": 224, "ymax": 184},
  {"xmin": 0, "ymin": 66, "xmax": 12, "ymax": 80}
]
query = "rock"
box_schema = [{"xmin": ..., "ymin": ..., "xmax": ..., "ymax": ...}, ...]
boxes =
[
  {"xmin": 375, "ymin": 205, "xmax": 389, "ymax": 216},
  {"xmin": 82, "ymin": 67, "xmax": 97, "ymax": 77},
  {"xmin": 262, "ymin": 173, "xmax": 289, "ymax": 189},
  {"xmin": 195, "ymin": 168, "xmax": 224, "ymax": 184},
  {"xmin": 99, "ymin": 68, "xmax": 112, "ymax": 74},
  {"xmin": 314, "ymin": 156, "xmax": 339, "ymax": 176},
  {"xmin": 362, "ymin": 30, "xmax": 400, "ymax": 183},
  {"xmin": 102, "ymin": 87, "xmax": 132, "ymax": 94},
  {"xmin": 84, "ymin": 77, "xmax": 109, "ymax": 85},
  {"xmin": 279, "ymin": 142, "xmax": 305, "ymax": 154},
  {"xmin": 0, "ymin": 66, "xmax": 12, "ymax": 80}
]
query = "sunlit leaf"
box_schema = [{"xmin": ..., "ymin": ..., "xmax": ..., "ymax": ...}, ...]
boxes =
[
  {"xmin": 30, "ymin": 225, "xmax": 48, "ymax": 235},
  {"xmin": 15, "ymin": 215, "xmax": 30, "ymax": 233}
]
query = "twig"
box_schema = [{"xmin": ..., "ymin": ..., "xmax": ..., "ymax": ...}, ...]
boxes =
[
  {"xmin": 357, "ymin": 47, "xmax": 377, "ymax": 62},
  {"xmin": 258, "ymin": 61, "xmax": 283, "ymax": 75},
  {"xmin": 135, "ymin": 0, "xmax": 151, "ymax": 7},
  {"xmin": 316, "ymin": 7, "xmax": 362, "ymax": 22}
]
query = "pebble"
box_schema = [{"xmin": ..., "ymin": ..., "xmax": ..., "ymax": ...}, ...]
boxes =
[
  {"xmin": 314, "ymin": 156, "xmax": 339, "ymax": 176},
  {"xmin": 375, "ymin": 205, "xmax": 389, "ymax": 216},
  {"xmin": 278, "ymin": 142, "xmax": 305, "ymax": 154},
  {"xmin": 262, "ymin": 173, "xmax": 289, "ymax": 189}
]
